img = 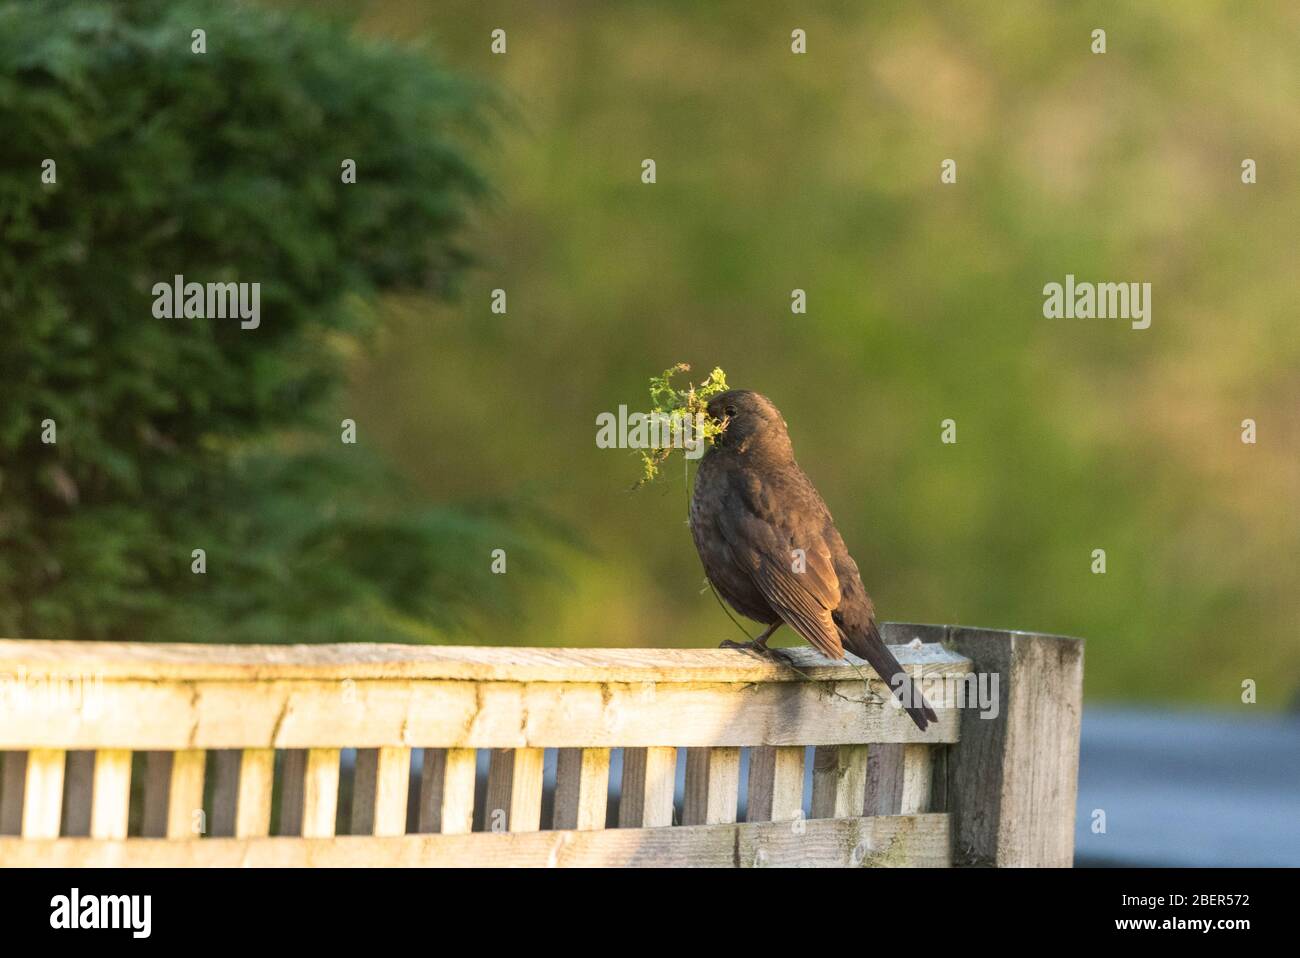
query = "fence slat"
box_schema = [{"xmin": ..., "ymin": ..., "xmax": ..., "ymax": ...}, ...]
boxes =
[
  {"xmin": 553, "ymin": 748, "xmax": 609, "ymax": 831},
  {"xmin": 416, "ymin": 748, "xmax": 478, "ymax": 835},
  {"xmin": 234, "ymin": 748, "xmax": 274, "ymax": 838},
  {"xmin": 746, "ymin": 745, "xmax": 805, "ymax": 822},
  {"xmin": 62, "ymin": 750, "xmax": 95, "ymax": 837},
  {"xmin": 810, "ymin": 744, "xmax": 869, "ymax": 820},
  {"xmin": 352, "ymin": 747, "xmax": 410, "ymax": 836},
  {"xmin": 0, "ymin": 752, "xmax": 26, "ymax": 835},
  {"xmin": 864, "ymin": 743, "xmax": 903, "ymax": 815},
  {"xmin": 175, "ymin": 750, "xmax": 207, "ymax": 838},
  {"xmin": 142, "ymin": 749, "xmax": 206, "ymax": 839},
  {"xmin": 682, "ymin": 747, "xmax": 740, "ymax": 826},
  {"xmin": 21, "ymin": 748, "xmax": 65, "ymax": 839},
  {"xmin": 485, "ymin": 748, "xmax": 544, "ymax": 833},
  {"xmin": 301, "ymin": 748, "xmax": 341, "ymax": 838},
  {"xmin": 89, "ymin": 749, "xmax": 132, "ymax": 840},
  {"xmin": 618, "ymin": 747, "xmax": 676, "ymax": 828},
  {"xmin": 898, "ymin": 745, "xmax": 933, "ymax": 814},
  {"xmin": 440, "ymin": 748, "xmax": 476, "ymax": 835}
]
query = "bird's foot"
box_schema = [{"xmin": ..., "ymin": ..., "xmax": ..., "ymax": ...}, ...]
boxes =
[{"xmin": 718, "ymin": 638, "xmax": 795, "ymax": 667}]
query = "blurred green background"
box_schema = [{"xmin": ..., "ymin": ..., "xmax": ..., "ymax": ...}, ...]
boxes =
[
  {"xmin": 5, "ymin": 1, "xmax": 1297, "ymax": 708},
  {"xmin": 336, "ymin": 1, "xmax": 1300, "ymax": 707}
]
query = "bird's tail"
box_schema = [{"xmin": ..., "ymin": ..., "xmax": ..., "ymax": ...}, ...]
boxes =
[{"xmin": 847, "ymin": 621, "xmax": 937, "ymax": 731}]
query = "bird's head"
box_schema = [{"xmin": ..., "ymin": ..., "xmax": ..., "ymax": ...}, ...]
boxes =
[{"xmin": 706, "ymin": 389, "xmax": 792, "ymax": 456}]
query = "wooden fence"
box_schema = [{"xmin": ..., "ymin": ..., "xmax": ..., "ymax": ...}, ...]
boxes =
[{"xmin": 0, "ymin": 623, "xmax": 1082, "ymax": 867}]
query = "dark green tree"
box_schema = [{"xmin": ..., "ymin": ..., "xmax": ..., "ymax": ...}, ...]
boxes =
[{"xmin": 0, "ymin": 0, "xmax": 557, "ymax": 642}]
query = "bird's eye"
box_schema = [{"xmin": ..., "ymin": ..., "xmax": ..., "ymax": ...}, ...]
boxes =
[{"xmin": 724, "ymin": 405, "xmax": 737, "ymax": 418}]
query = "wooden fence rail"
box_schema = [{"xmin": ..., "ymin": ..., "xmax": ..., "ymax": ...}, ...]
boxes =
[{"xmin": 0, "ymin": 623, "xmax": 1082, "ymax": 867}]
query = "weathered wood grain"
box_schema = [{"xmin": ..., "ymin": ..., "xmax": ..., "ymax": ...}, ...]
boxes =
[
  {"xmin": 682, "ymin": 747, "xmax": 741, "ymax": 825},
  {"xmin": 0, "ymin": 627, "xmax": 1084, "ymax": 868},
  {"xmin": 484, "ymin": 748, "xmax": 544, "ymax": 833},
  {"xmin": 945, "ymin": 626, "xmax": 1084, "ymax": 867},
  {"xmin": 746, "ymin": 745, "xmax": 805, "ymax": 822},
  {"xmin": 352, "ymin": 747, "xmax": 410, "ymax": 836},
  {"xmin": 0, "ymin": 638, "xmax": 967, "ymax": 684},
  {"xmin": 618, "ymin": 747, "xmax": 676, "ymax": 828},
  {"xmin": 552, "ymin": 748, "xmax": 609, "ymax": 831},
  {"xmin": 0, "ymin": 814, "xmax": 951, "ymax": 867},
  {"xmin": 0, "ymin": 674, "xmax": 963, "ymax": 751},
  {"xmin": 865, "ymin": 743, "xmax": 934, "ymax": 815},
  {"xmin": 810, "ymin": 744, "xmax": 869, "ymax": 820}
]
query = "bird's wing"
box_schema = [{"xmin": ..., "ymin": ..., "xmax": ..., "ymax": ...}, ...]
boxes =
[{"xmin": 716, "ymin": 485, "xmax": 844, "ymax": 659}]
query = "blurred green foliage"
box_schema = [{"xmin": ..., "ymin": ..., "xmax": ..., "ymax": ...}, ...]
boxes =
[
  {"xmin": 328, "ymin": 1, "xmax": 1298, "ymax": 706},
  {"xmin": 0, "ymin": 0, "xmax": 565, "ymax": 642}
]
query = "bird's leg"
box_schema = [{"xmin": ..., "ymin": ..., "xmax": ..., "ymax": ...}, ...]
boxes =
[{"xmin": 719, "ymin": 622, "xmax": 792, "ymax": 664}]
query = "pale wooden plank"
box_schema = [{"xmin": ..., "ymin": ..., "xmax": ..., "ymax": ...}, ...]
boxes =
[
  {"xmin": 62, "ymin": 750, "xmax": 95, "ymax": 837},
  {"xmin": 864, "ymin": 742, "xmax": 904, "ymax": 815},
  {"xmin": 377, "ymin": 749, "xmax": 415, "ymax": 835},
  {"xmin": 898, "ymin": 744, "xmax": 933, "ymax": 814},
  {"xmin": 0, "ymin": 814, "xmax": 951, "ymax": 867},
  {"xmin": 0, "ymin": 675, "xmax": 963, "ymax": 751},
  {"xmin": 552, "ymin": 748, "xmax": 609, "ymax": 831},
  {"xmin": 0, "ymin": 752, "xmax": 26, "ymax": 835},
  {"xmin": 235, "ymin": 748, "xmax": 275, "ymax": 838},
  {"xmin": 0, "ymin": 637, "xmax": 968, "ymax": 684},
  {"xmin": 21, "ymin": 748, "xmax": 65, "ymax": 839},
  {"xmin": 301, "ymin": 748, "xmax": 340, "ymax": 838},
  {"xmin": 947, "ymin": 627, "xmax": 1084, "ymax": 867},
  {"xmin": 352, "ymin": 747, "xmax": 409, "ymax": 836},
  {"xmin": 746, "ymin": 745, "xmax": 804, "ymax": 822},
  {"xmin": 810, "ymin": 744, "xmax": 869, "ymax": 820},
  {"xmin": 618, "ymin": 747, "xmax": 676, "ymax": 828},
  {"xmin": 484, "ymin": 748, "xmax": 544, "ymax": 833},
  {"xmin": 682, "ymin": 747, "xmax": 740, "ymax": 825},
  {"xmin": 167, "ymin": 750, "xmax": 206, "ymax": 839},
  {"xmin": 89, "ymin": 749, "xmax": 132, "ymax": 840},
  {"xmin": 438, "ymin": 748, "xmax": 476, "ymax": 835}
]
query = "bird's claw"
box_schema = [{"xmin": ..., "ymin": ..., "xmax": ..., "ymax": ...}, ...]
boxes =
[{"xmin": 718, "ymin": 638, "xmax": 795, "ymax": 667}]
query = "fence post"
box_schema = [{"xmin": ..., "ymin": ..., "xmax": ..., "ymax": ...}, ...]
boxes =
[{"xmin": 944, "ymin": 626, "xmax": 1084, "ymax": 867}]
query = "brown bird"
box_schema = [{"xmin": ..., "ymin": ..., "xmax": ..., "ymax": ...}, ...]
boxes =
[{"xmin": 689, "ymin": 389, "xmax": 937, "ymax": 731}]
